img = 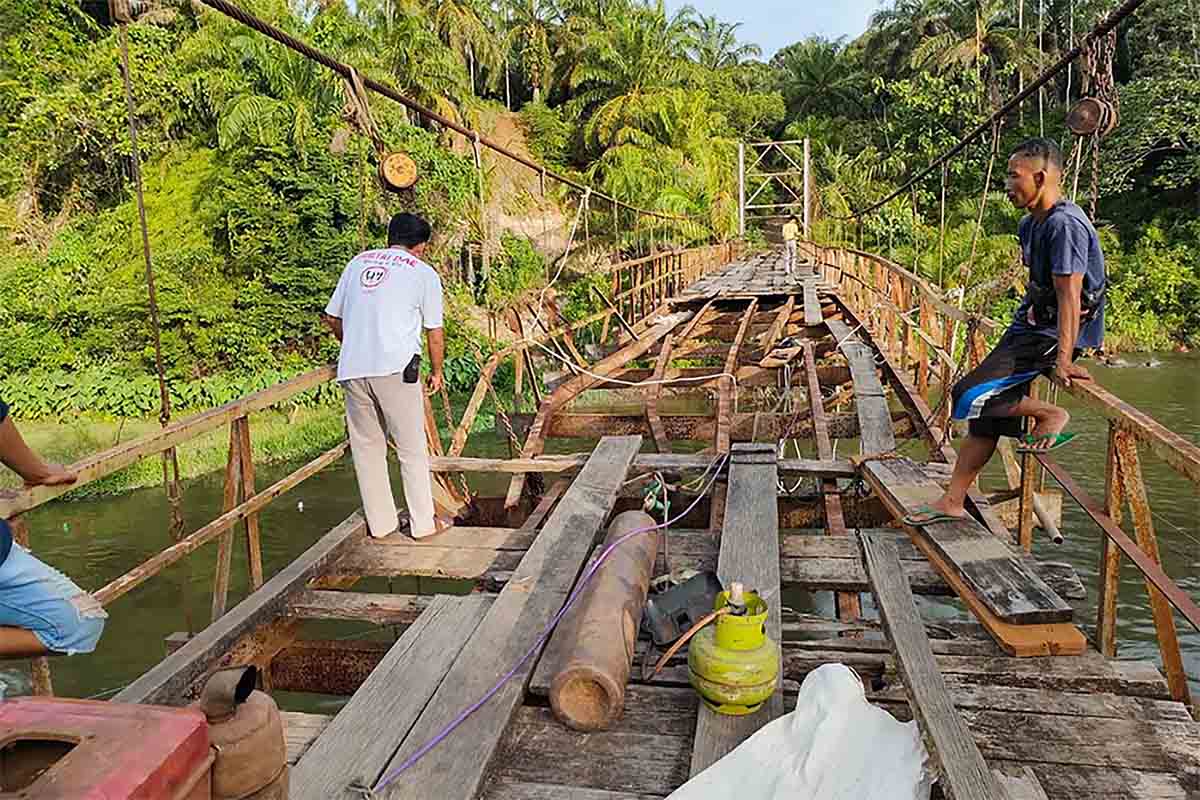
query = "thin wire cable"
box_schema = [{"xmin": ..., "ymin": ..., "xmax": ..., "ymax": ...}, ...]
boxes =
[{"xmin": 373, "ymin": 453, "xmax": 729, "ymax": 792}]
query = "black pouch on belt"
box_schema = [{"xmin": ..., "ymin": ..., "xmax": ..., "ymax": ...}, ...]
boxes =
[{"xmin": 402, "ymin": 354, "xmax": 421, "ymax": 384}]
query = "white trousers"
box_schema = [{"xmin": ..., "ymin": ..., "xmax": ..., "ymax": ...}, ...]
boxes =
[
  {"xmin": 342, "ymin": 375, "xmax": 436, "ymax": 538},
  {"xmin": 785, "ymin": 240, "xmax": 798, "ymax": 272}
]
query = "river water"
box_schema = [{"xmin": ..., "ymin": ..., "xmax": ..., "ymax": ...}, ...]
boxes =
[{"xmin": 6, "ymin": 354, "xmax": 1197, "ymax": 702}]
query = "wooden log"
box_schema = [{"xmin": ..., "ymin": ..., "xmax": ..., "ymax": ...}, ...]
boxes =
[
  {"xmin": 377, "ymin": 436, "xmax": 642, "ymax": 799},
  {"xmin": 236, "ymin": 416, "xmax": 263, "ymax": 590},
  {"xmin": 290, "ymin": 596, "xmax": 492, "ymax": 799},
  {"xmin": 690, "ymin": 444, "xmax": 782, "ymax": 777},
  {"xmin": 860, "ymin": 532, "xmax": 1005, "ymax": 800},
  {"xmin": 758, "ymin": 297, "xmax": 794, "ymax": 354},
  {"xmin": 113, "ymin": 511, "xmax": 363, "ymax": 705},
  {"xmin": 96, "ymin": 442, "xmax": 348, "ymax": 606},
  {"xmin": 1096, "ymin": 422, "xmax": 1123, "ymax": 657},
  {"xmin": 546, "ymin": 511, "xmax": 658, "ymax": 731}
]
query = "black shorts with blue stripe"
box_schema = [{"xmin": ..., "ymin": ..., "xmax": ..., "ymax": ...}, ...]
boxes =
[{"xmin": 950, "ymin": 330, "xmax": 1080, "ymax": 440}]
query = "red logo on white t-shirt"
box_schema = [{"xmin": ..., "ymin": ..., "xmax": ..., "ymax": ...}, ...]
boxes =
[{"xmin": 360, "ymin": 265, "xmax": 389, "ymax": 289}]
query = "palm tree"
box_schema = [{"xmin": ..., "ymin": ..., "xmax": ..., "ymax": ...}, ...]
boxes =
[
  {"xmin": 689, "ymin": 13, "xmax": 762, "ymax": 70},
  {"xmin": 860, "ymin": 0, "xmax": 947, "ymax": 78},
  {"xmin": 909, "ymin": 0, "xmax": 1037, "ymax": 107},
  {"xmin": 772, "ymin": 37, "xmax": 866, "ymax": 118},
  {"xmin": 421, "ymin": 0, "xmax": 502, "ymax": 95},
  {"xmin": 505, "ymin": 0, "xmax": 558, "ymax": 102}
]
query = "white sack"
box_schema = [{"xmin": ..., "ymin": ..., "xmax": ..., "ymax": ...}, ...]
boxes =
[{"xmin": 668, "ymin": 663, "xmax": 932, "ymax": 800}]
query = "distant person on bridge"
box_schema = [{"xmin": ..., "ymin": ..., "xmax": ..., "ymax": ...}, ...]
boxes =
[
  {"xmin": 322, "ymin": 213, "xmax": 452, "ymax": 540},
  {"xmin": 781, "ymin": 215, "xmax": 800, "ymax": 276},
  {"xmin": 904, "ymin": 138, "xmax": 1106, "ymax": 526},
  {"xmin": 0, "ymin": 401, "xmax": 107, "ymax": 658}
]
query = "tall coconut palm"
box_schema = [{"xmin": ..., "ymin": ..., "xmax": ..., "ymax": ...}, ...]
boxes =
[
  {"xmin": 688, "ymin": 13, "xmax": 762, "ymax": 70},
  {"xmin": 505, "ymin": 0, "xmax": 558, "ymax": 102},
  {"xmin": 421, "ymin": 0, "xmax": 502, "ymax": 95}
]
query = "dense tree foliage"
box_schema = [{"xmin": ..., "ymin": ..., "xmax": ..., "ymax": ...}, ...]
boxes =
[{"xmin": 0, "ymin": 0, "xmax": 1194, "ymax": 418}]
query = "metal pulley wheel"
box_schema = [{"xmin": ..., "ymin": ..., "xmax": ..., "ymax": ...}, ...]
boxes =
[{"xmin": 379, "ymin": 151, "xmax": 418, "ymax": 191}]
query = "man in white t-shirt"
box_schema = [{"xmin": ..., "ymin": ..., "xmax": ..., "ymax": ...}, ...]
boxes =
[{"xmin": 322, "ymin": 213, "xmax": 449, "ymax": 539}]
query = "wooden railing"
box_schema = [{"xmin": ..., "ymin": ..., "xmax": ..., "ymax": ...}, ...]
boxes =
[
  {"xmin": 0, "ymin": 241, "xmax": 739, "ymax": 695},
  {"xmin": 804, "ymin": 240, "xmax": 1199, "ymax": 706}
]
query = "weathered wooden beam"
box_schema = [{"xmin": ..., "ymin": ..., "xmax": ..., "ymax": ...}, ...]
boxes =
[
  {"xmin": 0, "ymin": 366, "xmax": 336, "ymax": 517},
  {"xmin": 291, "ymin": 596, "xmax": 492, "ymax": 798},
  {"xmin": 505, "ymin": 314, "xmax": 689, "ymax": 509},
  {"xmin": 287, "ymin": 590, "xmax": 432, "ymax": 626},
  {"xmin": 860, "ymin": 532, "xmax": 1006, "ymax": 800},
  {"xmin": 113, "ymin": 511, "xmax": 364, "ymax": 705},
  {"xmin": 717, "ymin": 300, "xmax": 757, "ymax": 453},
  {"xmin": 802, "ymin": 279, "xmax": 822, "ymax": 325},
  {"xmin": 505, "ymin": 411, "xmax": 916, "ymax": 443},
  {"xmin": 758, "ymin": 296, "xmax": 794, "ymax": 354},
  {"xmin": 690, "ymin": 444, "xmax": 781, "ymax": 777},
  {"xmin": 270, "ymin": 639, "xmax": 390, "ymax": 696},
  {"xmin": 825, "ymin": 317, "xmax": 897, "ymax": 455},
  {"xmin": 802, "ymin": 341, "xmax": 860, "ymax": 621}
]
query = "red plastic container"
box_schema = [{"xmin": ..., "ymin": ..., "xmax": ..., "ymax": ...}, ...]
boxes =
[{"xmin": 0, "ymin": 697, "xmax": 212, "ymax": 799}]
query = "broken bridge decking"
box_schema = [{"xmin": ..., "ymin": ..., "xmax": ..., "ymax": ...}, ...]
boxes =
[{"xmin": 128, "ymin": 246, "xmax": 1198, "ymax": 800}]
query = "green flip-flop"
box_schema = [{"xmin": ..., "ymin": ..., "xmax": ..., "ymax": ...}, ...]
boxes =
[
  {"xmin": 1014, "ymin": 432, "xmax": 1079, "ymax": 454},
  {"xmin": 901, "ymin": 504, "xmax": 964, "ymax": 526}
]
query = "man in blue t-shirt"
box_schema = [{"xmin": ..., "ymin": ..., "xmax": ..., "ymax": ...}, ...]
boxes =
[
  {"xmin": 905, "ymin": 138, "xmax": 1105, "ymax": 526},
  {"xmin": 0, "ymin": 398, "xmax": 107, "ymax": 657}
]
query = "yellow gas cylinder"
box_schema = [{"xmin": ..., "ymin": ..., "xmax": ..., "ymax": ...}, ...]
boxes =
[
  {"xmin": 196, "ymin": 666, "xmax": 289, "ymax": 800},
  {"xmin": 687, "ymin": 583, "xmax": 779, "ymax": 715}
]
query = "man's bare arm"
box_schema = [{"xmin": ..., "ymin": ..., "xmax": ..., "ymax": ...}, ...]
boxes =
[
  {"xmin": 425, "ymin": 327, "xmax": 445, "ymax": 394},
  {"xmin": 322, "ymin": 313, "xmax": 343, "ymax": 343},
  {"xmin": 0, "ymin": 417, "xmax": 77, "ymax": 487},
  {"xmin": 1052, "ymin": 272, "xmax": 1091, "ymax": 385}
]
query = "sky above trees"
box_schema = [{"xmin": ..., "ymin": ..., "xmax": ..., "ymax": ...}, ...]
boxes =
[{"xmin": 662, "ymin": 0, "xmax": 877, "ymax": 57}]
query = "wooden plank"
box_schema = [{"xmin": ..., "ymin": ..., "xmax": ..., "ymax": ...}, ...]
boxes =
[
  {"xmin": 378, "ymin": 436, "xmax": 643, "ymax": 800},
  {"xmin": 0, "ymin": 365, "xmax": 336, "ymax": 517},
  {"xmin": 211, "ymin": 421, "xmax": 242, "ymax": 622},
  {"xmin": 646, "ymin": 334, "xmax": 674, "ymax": 453},
  {"xmin": 283, "ymin": 711, "xmax": 331, "ymax": 766},
  {"xmin": 861, "ymin": 532, "xmax": 1007, "ymax": 800},
  {"xmin": 991, "ymin": 765, "xmax": 1050, "ymax": 800},
  {"xmin": 505, "ymin": 314, "xmax": 688, "ymax": 508},
  {"xmin": 758, "ymin": 296, "xmax": 794, "ymax": 354},
  {"xmin": 113, "ymin": 511, "xmax": 364, "ymax": 705},
  {"xmin": 802, "ymin": 279, "xmax": 822, "ymax": 325},
  {"xmin": 287, "ymin": 590, "xmax": 432, "ymax": 626},
  {"xmin": 825, "ymin": 317, "xmax": 897, "ymax": 454},
  {"xmin": 510, "ymin": 411, "xmax": 916, "ymax": 443},
  {"xmin": 1016, "ymin": 762, "xmax": 1196, "ymax": 800},
  {"xmin": 236, "ymin": 416, "xmax": 264, "ymax": 590},
  {"xmin": 861, "ymin": 457, "xmax": 1071, "ymax": 625},
  {"xmin": 329, "ymin": 538, "xmax": 524, "ymax": 581},
  {"xmin": 716, "ymin": 300, "xmax": 757, "ymax": 453},
  {"xmin": 483, "ymin": 782, "xmax": 663, "ymax": 800},
  {"xmin": 690, "ymin": 443, "xmax": 781, "ymax": 777},
  {"xmin": 802, "ymin": 340, "xmax": 861, "ymax": 621},
  {"xmin": 291, "ymin": 595, "xmax": 492, "ymax": 799},
  {"xmin": 520, "ymin": 477, "xmax": 570, "ymax": 531},
  {"xmin": 95, "ymin": 442, "xmax": 349, "ymax": 606}
]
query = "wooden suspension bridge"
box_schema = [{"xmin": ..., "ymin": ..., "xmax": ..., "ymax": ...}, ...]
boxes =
[{"xmin": 2, "ymin": 241, "xmax": 1199, "ymax": 799}]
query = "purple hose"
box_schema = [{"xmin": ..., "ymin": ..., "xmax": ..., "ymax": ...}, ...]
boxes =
[{"xmin": 373, "ymin": 454, "xmax": 729, "ymax": 792}]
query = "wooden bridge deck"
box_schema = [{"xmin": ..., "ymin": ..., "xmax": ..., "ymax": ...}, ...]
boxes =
[{"xmin": 123, "ymin": 247, "xmax": 1198, "ymax": 799}]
